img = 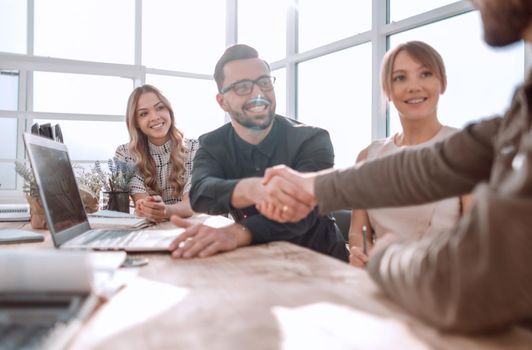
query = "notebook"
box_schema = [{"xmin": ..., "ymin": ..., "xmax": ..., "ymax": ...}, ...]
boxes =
[
  {"xmin": 87, "ymin": 209, "xmax": 150, "ymax": 229},
  {"xmin": 0, "ymin": 203, "xmax": 31, "ymax": 221},
  {"xmin": 23, "ymin": 133, "xmax": 184, "ymax": 252}
]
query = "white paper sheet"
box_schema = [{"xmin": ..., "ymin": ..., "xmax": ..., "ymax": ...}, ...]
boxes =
[{"xmin": 0, "ymin": 250, "xmax": 124, "ymax": 293}]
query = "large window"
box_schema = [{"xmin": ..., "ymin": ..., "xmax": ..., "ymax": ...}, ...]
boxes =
[
  {"xmin": 0, "ymin": 69, "xmax": 19, "ymax": 191},
  {"xmin": 34, "ymin": 0, "xmax": 134, "ymax": 64},
  {"xmin": 33, "ymin": 119, "xmax": 129, "ymax": 161},
  {"xmin": 142, "ymin": 0, "xmax": 225, "ymax": 73},
  {"xmin": 0, "ymin": 163, "xmax": 17, "ymax": 191},
  {"xmin": 33, "ymin": 72, "xmax": 132, "ymax": 115},
  {"xmin": 0, "ymin": 70, "xmax": 18, "ymax": 111},
  {"xmin": 390, "ymin": 0, "xmax": 458, "ymax": 22},
  {"xmin": 238, "ymin": 0, "xmax": 287, "ymax": 64},
  {"xmin": 0, "ymin": 117, "xmax": 18, "ymax": 190},
  {"xmin": 298, "ymin": 1, "xmax": 371, "ymax": 53},
  {"xmin": 0, "ymin": 113, "xmax": 17, "ymax": 188},
  {"xmin": 0, "ymin": 118, "xmax": 17, "ymax": 160},
  {"xmin": 0, "ymin": 0, "xmax": 26, "ymax": 54},
  {"xmin": 272, "ymin": 68, "xmax": 287, "ymax": 117},
  {"xmin": 298, "ymin": 44, "xmax": 372, "ymax": 168},
  {"xmin": 0, "ymin": 0, "xmax": 528, "ymax": 200}
]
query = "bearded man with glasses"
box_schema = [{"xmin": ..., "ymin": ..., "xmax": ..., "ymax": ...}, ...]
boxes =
[{"xmin": 168, "ymin": 44, "xmax": 348, "ymax": 262}]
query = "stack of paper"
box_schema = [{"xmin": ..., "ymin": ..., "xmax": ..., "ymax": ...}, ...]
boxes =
[
  {"xmin": 88, "ymin": 210, "xmax": 151, "ymax": 229},
  {"xmin": 0, "ymin": 250, "xmax": 126, "ymax": 293},
  {"xmin": 0, "ymin": 250, "xmax": 93, "ymax": 293}
]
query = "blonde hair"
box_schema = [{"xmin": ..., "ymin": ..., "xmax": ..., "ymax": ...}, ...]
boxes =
[
  {"xmin": 381, "ymin": 41, "xmax": 447, "ymax": 99},
  {"xmin": 125, "ymin": 84, "xmax": 187, "ymax": 197}
]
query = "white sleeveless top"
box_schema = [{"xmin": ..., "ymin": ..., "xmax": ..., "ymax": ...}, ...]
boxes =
[{"xmin": 366, "ymin": 126, "xmax": 460, "ymax": 240}]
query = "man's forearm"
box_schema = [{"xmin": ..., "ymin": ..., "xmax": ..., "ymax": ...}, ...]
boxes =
[
  {"xmin": 316, "ymin": 121, "xmax": 498, "ymax": 214},
  {"xmin": 368, "ymin": 185, "xmax": 532, "ymax": 333},
  {"xmin": 231, "ymin": 177, "xmax": 262, "ymax": 208}
]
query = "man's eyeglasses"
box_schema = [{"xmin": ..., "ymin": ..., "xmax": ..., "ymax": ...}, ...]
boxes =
[{"xmin": 221, "ymin": 76, "xmax": 276, "ymax": 96}]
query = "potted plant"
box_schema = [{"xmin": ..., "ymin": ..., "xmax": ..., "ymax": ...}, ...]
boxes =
[
  {"xmin": 15, "ymin": 161, "xmax": 47, "ymax": 229},
  {"xmin": 94, "ymin": 157, "xmax": 136, "ymax": 213},
  {"xmin": 73, "ymin": 164, "xmax": 105, "ymax": 214},
  {"xmin": 15, "ymin": 161, "xmax": 108, "ymax": 228}
]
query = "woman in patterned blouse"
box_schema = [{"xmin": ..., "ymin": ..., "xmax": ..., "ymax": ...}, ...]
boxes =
[{"xmin": 115, "ymin": 84, "xmax": 198, "ymax": 222}]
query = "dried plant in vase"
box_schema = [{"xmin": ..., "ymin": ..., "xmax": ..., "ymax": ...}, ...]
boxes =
[
  {"xmin": 15, "ymin": 161, "xmax": 38, "ymax": 196},
  {"xmin": 15, "ymin": 161, "xmax": 47, "ymax": 229},
  {"xmin": 94, "ymin": 157, "xmax": 136, "ymax": 213},
  {"xmin": 73, "ymin": 164, "xmax": 104, "ymax": 213}
]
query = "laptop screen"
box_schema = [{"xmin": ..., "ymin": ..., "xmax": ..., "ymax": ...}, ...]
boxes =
[{"xmin": 24, "ymin": 134, "xmax": 87, "ymax": 235}]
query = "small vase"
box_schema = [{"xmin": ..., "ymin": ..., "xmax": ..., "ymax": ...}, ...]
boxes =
[
  {"xmin": 79, "ymin": 187, "xmax": 99, "ymax": 214},
  {"xmin": 105, "ymin": 191, "xmax": 130, "ymax": 213},
  {"xmin": 25, "ymin": 193, "xmax": 47, "ymax": 229}
]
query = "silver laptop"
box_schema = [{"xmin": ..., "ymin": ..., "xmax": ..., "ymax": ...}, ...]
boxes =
[{"xmin": 23, "ymin": 132, "xmax": 184, "ymax": 252}]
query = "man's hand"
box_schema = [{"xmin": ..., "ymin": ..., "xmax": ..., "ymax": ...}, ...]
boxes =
[
  {"xmin": 256, "ymin": 165, "xmax": 317, "ymax": 222},
  {"xmin": 135, "ymin": 195, "xmax": 167, "ymax": 222},
  {"xmin": 168, "ymin": 216, "xmax": 252, "ymax": 258}
]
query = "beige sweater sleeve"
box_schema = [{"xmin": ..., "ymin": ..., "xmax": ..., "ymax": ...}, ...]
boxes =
[
  {"xmin": 367, "ymin": 183, "xmax": 532, "ymax": 333},
  {"xmin": 314, "ymin": 118, "xmax": 501, "ymax": 214}
]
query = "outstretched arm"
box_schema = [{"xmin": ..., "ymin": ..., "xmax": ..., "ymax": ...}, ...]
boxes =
[{"xmin": 368, "ymin": 184, "xmax": 532, "ymax": 332}]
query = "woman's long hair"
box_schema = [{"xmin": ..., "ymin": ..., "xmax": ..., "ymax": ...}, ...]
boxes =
[{"xmin": 125, "ymin": 84, "xmax": 187, "ymax": 197}]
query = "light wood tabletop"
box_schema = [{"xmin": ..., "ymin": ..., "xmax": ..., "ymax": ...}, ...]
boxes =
[{"xmin": 2, "ymin": 220, "xmax": 532, "ymax": 349}]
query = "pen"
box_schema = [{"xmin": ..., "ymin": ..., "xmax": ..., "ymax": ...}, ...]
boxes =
[{"xmin": 362, "ymin": 225, "xmax": 368, "ymax": 256}]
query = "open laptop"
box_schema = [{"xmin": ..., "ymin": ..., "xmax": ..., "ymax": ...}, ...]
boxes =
[{"xmin": 23, "ymin": 132, "xmax": 184, "ymax": 251}]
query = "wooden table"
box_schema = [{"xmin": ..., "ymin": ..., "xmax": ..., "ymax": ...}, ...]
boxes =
[{"xmin": 2, "ymin": 221, "xmax": 532, "ymax": 349}]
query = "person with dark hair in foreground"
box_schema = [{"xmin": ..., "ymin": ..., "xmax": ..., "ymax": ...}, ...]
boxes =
[
  {"xmin": 257, "ymin": 0, "xmax": 532, "ymax": 333},
  {"xmin": 168, "ymin": 44, "xmax": 348, "ymax": 261}
]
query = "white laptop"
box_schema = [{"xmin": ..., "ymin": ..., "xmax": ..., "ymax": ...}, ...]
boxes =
[{"xmin": 23, "ymin": 133, "xmax": 184, "ymax": 252}]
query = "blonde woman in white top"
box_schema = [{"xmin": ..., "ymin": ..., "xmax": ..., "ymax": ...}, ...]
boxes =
[{"xmin": 349, "ymin": 41, "xmax": 472, "ymax": 267}]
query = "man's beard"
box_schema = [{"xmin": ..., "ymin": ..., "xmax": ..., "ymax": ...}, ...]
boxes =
[
  {"xmin": 480, "ymin": 2, "xmax": 531, "ymax": 47},
  {"xmin": 229, "ymin": 98, "xmax": 276, "ymax": 131},
  {"xmin": 231, "ymin": 110, "xmax": 275, "ymax": 130}
]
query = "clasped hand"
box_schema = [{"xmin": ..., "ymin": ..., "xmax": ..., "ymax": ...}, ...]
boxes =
[
  {"xmin": 135, "ymin": 195, "xmax": 167, "ymax": 222},
  {"xmin": 256, "ymin": 165, "xmax": 317, "ymax": 222}
]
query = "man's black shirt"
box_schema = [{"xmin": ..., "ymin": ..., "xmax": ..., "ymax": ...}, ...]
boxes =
[{"xmin": 190, "ymin": 115, "xmax": 348, "ymax": 261}]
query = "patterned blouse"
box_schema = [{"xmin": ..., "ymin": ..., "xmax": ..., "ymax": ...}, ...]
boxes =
[{"xmin": 114, "ymin": 138, "xmax": 199, "ymax": 205}]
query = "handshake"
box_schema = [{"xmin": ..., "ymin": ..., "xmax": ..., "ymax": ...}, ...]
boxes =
[{"xmin": 256, "ymin": 165, "xmax": 320, "ymax": 222}]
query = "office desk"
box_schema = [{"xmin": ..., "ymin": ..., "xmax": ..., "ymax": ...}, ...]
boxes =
[{"xmin": 2, "ymin": 221, "xmax": 532, "ymax": 349}]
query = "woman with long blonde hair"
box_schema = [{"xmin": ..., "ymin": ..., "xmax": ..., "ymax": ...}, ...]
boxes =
[{"xmin": 115, "ymin": 84, "xmax": 198, "ymax": 221}]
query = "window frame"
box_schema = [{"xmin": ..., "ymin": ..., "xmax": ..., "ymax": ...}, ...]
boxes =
[{"xmin": 0, "ymin": 0, "xmax": 529, "ymax": 201}]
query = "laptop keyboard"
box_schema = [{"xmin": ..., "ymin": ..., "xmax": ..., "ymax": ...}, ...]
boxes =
[
  {"xmin": 0, "ymin": 293, "xmax": 90, "ymax": 350},
  {"xmin": 0, "ymin": 323, "xmax": 52, "ymax": 350},
  {"xmin": 80, "ymin": 229, "xmax": 143, "ymax": 247}
]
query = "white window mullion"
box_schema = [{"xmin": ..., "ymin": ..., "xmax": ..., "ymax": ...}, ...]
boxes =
[
  {"xmin": 286, "ymin": 0, "xmax": 298, "ymax": 119},
  {"xmin": 27, "ymin": 0, "xmax": 34, "ymax": 56},
  {"xmin": 226, "ymin": 0, "xmax": 237, "ymax": 47},
  {"xmin": 135, "ymin": 0, "xmax": 142, "ymax": 67},
  {"xmin": 372, "ymin": 0, "xmax": 388, "ymax": 140}
]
